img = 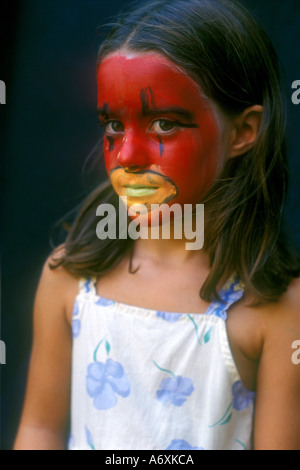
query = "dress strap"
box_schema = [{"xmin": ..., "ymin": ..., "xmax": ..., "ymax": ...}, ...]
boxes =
[
  {"xmin": 79, "ymin": 277, "xmax": 97, "ymax": 296},
  {"xmin": 205, "ymin": 275, "xmax": 244, "ymax": 321}
]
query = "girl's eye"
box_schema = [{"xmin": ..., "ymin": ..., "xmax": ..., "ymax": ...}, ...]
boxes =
[
  {"xmin": 150, "ymin": 119, "xmax": 177, "ymax": 134},
  {"xmin": 104, "ymin": 120, "xmax": 124, "ymax": 134}
]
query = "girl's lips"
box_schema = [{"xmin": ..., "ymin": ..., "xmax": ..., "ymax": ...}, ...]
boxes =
[{"xmin": 124, "ymin": 185, "xmax": 158, "ymax": 197}]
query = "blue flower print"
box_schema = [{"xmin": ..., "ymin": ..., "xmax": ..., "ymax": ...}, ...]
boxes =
[
  {"xmin": 209, "ymin": 380, "xmax": 255, "ymax": 427},
  {"xmin": 232, "ymin": 380, "xmax": 255, "ymax": 411},
  {"xmin": 68, "ymin": 433, "xmax": 75, "ymax": 449},
  {"xmin": 85, "ymin": 426, "xmax": 95, "ymax": 450},
  {"xmin": 205, "ymin": 276, "xmax": 244, "ymax": 320},
  {"xmin": 73, "ymin": 299, "xmax": 79, "ymax": 316},
  {"xmin": 86, "ymin": 358, "xmax": 130, "ymax": 410},
  {"xmin": 72, "ymin": 300, "xmax": 80, "ymax": 338},
  {"xmin": 154, "ymin": 361, "xmax": 194, "ymax": 406},
  {"xmin": 166, "ymin": 440, "xmax": 204, "ymax": 450},
  {"xmin": 84, "ymin": 278, "xmax": 92, "ymax": 293},
  {"xmin": 206, "ymin": 303, "xmax": 228, "ymax": 321},
  {"xmin": 156, "ymin": 376, "xmax": 194, "ymax": 406},
  {"xmin": 156, "ymin": 311, "xmax": 182, "ymax": 322},
  {"xmin": 72, "ymin": 319, "xmax": 81, "ymax": 338},
  {"xmin": 95, "ymin": 297, "xmax": 115, "ymax": 307}
]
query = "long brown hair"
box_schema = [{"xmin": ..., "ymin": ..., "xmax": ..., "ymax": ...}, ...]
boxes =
[{"xmin": 50, "ymin": 0, "xmax": 300, "ymax": 303}]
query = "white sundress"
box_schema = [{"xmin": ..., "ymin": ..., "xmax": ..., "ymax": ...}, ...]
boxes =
[{"xmin": 68, "ymin": 275, "xmax": 255, "ymax": 450}]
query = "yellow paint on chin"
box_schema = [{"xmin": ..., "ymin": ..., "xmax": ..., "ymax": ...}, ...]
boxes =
[{"xmin": 110, "ymin": 168, "xmax": 177, "ymax": 209}]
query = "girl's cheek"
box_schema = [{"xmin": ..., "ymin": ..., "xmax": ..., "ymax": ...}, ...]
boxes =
[
  {"xmin": 104, "ymin": 137, "xmax": 120, "ymax": 171},
  {"xmin": 161, "ymin": 136, "xmax": 201, "ymax": 176}
]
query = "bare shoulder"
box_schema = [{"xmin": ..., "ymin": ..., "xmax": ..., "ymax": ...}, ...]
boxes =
[
  {"xmin": 35, "ymin": 245, "xmax": 80, "ymax": 325},
  {"xmin": 244, "ymin": 276, "xmax": 300, "ymax": 368},
  {"xmin": 14, "ymin": 246, "xmax": 80, "ymax": 448},
  {"xmin": 259, "ymin": 276, "xmax": 300, "ymax": 339},
  {"xmin": 229, "ymin": 277, "xmax": 300, "ymax": 353},
  {"xmin": 226, "ymin": 277, "xmax": 300, "ymax": 394},
  {"xmin": 253, "ymin": 277, "xmax": 300, "ymax": 450}
]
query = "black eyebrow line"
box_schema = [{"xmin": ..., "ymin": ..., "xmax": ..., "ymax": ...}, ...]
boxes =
[
  {"xmin": 97, "ymin": 108, "xmax": 108, "ymax": 117},
  {"xmin": 97, "ymin": 102, "xmax": 111, "ymax": 117},
  {"xmin": 97, "ymin": 104, "xmax": 199, "ymax": 128},
  {"xmin": 142, "ymin": 106, "xmax": 198, "ymax": 125}
]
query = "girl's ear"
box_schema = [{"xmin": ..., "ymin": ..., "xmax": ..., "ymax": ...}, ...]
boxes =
[{"xmin": 228, "ymin": 105, "xmax": 263, "ymax": 158}]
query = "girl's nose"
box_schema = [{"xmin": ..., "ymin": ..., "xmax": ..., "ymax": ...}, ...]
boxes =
[{"xmin": 117, "ymin": 130, "xmax": 149, "ymax": 170}]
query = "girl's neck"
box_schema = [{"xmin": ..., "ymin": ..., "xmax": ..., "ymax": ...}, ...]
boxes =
[{"xmin": 131, "ymin": 236, "xmax": 210, "ymax": 269}]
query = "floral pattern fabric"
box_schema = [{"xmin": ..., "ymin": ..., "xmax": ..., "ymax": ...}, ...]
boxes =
[{"xmin": 68, "ymin": 275, "xmax": 255, "ymax": 450}]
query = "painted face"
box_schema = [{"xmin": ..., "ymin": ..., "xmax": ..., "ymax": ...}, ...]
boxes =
[{"xmin": 97, "ymin": 53, "xmax": 224, "ymax": 213}]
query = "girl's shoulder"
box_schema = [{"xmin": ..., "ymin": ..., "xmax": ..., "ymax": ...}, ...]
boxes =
[
  {"xmin": 226, "ymin": 276, "xmax": 299, "ymax": 388},
  {"xmin": 257, "ymin": 276, "xmax": 300, "ymax": 365},
  {"xmin": 235, "ymin": 275, "xmax": 299, "ymax": 340},
  {"xmin": 250, "ymin": 277, "xmax": 300, "ymax": 450},
  {"xmin": 258, "ymin": 276, "xmax": 300, "ymax": 334},
  {"xmin": 38, "ymin": 245, "xmax": 80, "ymax": 324}
]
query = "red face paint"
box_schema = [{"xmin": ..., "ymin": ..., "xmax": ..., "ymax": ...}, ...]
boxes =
[{"xmin": 97, "ymin": 53, "xmax": 224, "ymax": 210}]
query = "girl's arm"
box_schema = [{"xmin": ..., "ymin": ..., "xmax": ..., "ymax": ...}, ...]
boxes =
[
  {"xmin": 14, "ymin": 257, "xmax": 75, "ymax": 450},
  {"xmin": 253, "ymin": 278, "xmax": 300, "ymax": 450}
]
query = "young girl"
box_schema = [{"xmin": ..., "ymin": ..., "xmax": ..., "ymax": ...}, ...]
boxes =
[{"xmin": 14, "ymin": 0, "xmax": 300, "ymax": 450}]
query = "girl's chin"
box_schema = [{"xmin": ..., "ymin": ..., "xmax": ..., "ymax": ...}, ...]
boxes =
[{"xmin": 126, "ymin": 202, "xmax": 188, "ymax": 231}]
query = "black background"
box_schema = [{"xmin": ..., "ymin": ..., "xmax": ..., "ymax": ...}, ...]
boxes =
[{"xmin": 1, "ymin": 0, "xmax": 299, "ymax": 450}]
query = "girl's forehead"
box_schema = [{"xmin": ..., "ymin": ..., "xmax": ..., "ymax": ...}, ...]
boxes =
[
  {"xmin": 96, "ymin": 52, "xmax": 226, "ymax": 133},
  {"xmin": 97, "ymin": 52, "xmax": 205, "ymax": 104},
  {"xmin": 99, "ymin": 51, "xmax": 188, "ymax": 76}
]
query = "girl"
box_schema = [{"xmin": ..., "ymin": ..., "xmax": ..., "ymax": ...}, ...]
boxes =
[{"xmin": 14, "ymin": 0, "xmax": 300, "ymax": 450}]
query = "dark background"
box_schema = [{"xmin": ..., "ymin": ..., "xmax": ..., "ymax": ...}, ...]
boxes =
[{"xmin": 1, "ymin": 0, "xmax": 299, "ymax": 450}]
